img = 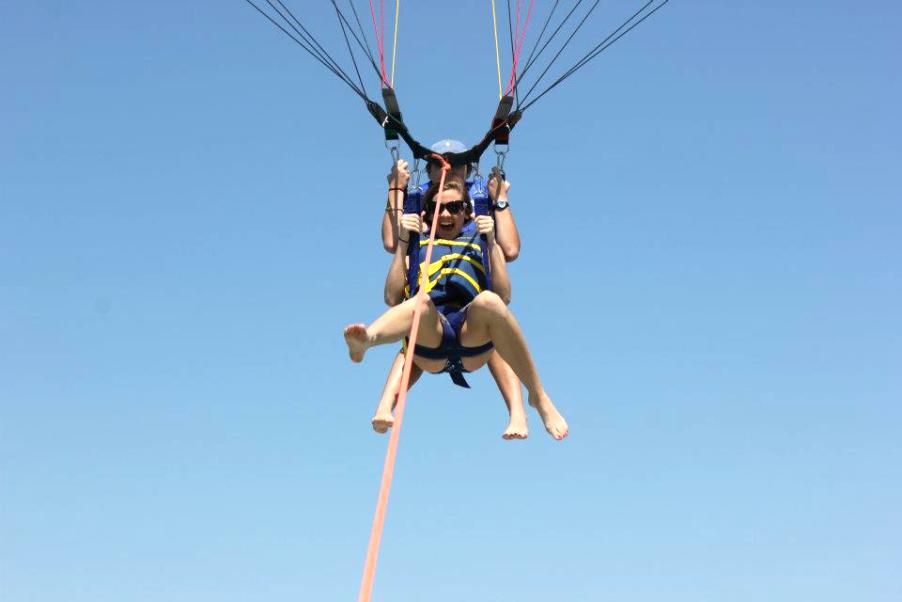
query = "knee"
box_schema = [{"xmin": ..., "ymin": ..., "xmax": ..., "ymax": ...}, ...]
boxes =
[
  {"xmin": 472, "ymin": 291, "xmax": 508, "ymax": 315},
  {"xmin": 410, "ymin": 296, "xmax": 437, "ymax": 318}
]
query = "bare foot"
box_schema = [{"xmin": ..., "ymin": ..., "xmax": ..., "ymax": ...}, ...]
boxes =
[
  {"xmin": 502, "ymin": 413, "xmax": 528, "ymax": 440},
  {"xmin": 343, "ymin": 324, "xmax": 368, "ymax": 362},
  {"xmin": 371, "ymin": 410, "xmax": 395, "ymax": 434},
  {"xmin": 529, "ymin": 392, "xmax": 568, "ymax": 440}
]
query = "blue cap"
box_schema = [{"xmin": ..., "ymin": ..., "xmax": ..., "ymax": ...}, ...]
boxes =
[{"xmin": 430, "ymin": 139, "xmax": 468, "ymax": 154}]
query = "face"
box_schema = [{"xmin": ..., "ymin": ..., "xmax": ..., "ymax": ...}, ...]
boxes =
[
  {"xmin": 424, "ymin": 189, "xmax": 468, "ymax": 239},
  {"xmin": 427, "ymin": 162, "xmax": 468, "ymax": 184}
]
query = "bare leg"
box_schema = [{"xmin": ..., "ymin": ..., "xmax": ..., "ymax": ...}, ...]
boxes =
[
  {"xmin": 462, "ymin": 292, "xmax": 569, "ymax": 440},
  {"xmin": 344, "ymin": 296, "xmax": 442, "ymax": 363},
  {"xmin": 373, "ymin": 352, "xmax": 423, "ymax": 434},
  {"xmin": 487, "ymin": 353, "xmax": 528, "ymax": 440}
]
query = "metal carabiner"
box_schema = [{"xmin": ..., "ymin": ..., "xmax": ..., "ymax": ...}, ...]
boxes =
[
  {"xmin": 494, "ymin": 144, "xmax": 508, "ymax": 176},
  {"xmin": 386, "ymin": 140, "xmax": 401, "ymax": 164}
]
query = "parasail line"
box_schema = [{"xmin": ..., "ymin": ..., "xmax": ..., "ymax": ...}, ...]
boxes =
[
  {"xmin": 491, "ymin": 0, "xmax": 504, "ymax": 99},
  {"xmin": 515, "ymin": 0, "xmax": 588, "ymax": 91},
  {"xmin": 516, "ymin": 0, "xmax": 601, "ymax": 108},
  {"xmin": 357, "ymin": 157, "xmax": 453, "ymax": 602},
  {"xmin": 517, "ymin": 0, "xmax": 562, "ymax": 91},
  {"xmin": 332, "ymin": 1, "xmax": 384, "ymax": 80},
  {"xmin": 520, "ymin": 0, "xmax": 670, "ymax": 112},
  {"xmin": 333, "ymin": 1, "xmax": 369, "ymax": 95},
  {"xmin": 244, "ymin": 0, "xmax": 368, "ymax": 99}
]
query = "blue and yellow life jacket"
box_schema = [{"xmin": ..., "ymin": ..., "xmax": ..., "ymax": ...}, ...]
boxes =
[
  {"xmin": 403, "ymin": 180, "xmax": 493, "ymax": 299},
  {"xmin": 406, "ymin": 226, "xmax": 487, "ymax": 305}
]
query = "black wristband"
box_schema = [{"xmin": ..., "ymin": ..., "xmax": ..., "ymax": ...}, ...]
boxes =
[{"xmin": 388, "ymin": 187, "xmax": 406, "ymax": 193}]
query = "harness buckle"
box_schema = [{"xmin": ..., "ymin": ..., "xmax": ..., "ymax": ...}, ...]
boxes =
[{"xmin": 444, "ymin": 358, "xmax": 471, "ymax": 388}]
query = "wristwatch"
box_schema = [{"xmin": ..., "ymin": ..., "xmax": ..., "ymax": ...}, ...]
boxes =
[{"xmin": 493, "ymin": 200, "xmax": 510, "ymax": 211}]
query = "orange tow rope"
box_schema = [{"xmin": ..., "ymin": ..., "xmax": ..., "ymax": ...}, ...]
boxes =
[{"xmin": 358, "ymin": 155, "xmax": 451, "ymax": 602}]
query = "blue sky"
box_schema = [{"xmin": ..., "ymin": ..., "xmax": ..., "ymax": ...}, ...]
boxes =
[{"xmin": 1, "ymin": 1, "xmax": 900, "ymax": 601}]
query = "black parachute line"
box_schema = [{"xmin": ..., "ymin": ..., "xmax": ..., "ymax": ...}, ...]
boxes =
[
  {"xmin": 510, "ymin": 0, "xmax": 671, "ymax": 114},
  {"xmin": 517, "ymin": 0, "xmax": 563, "ymax": 86},
  {"xmin": 243, "ymin": 0, "xmax": 379, "ymax": 101},
  {"xmin": 338, "ymin": 0, "xmax": 380, "ymax": 77},
  {"xmin": 242, "ymin": 0, "xmax": 672, "ymax": 166},
  {"xmin": 515, "ymin": 0, "xmax": 602, "ymax": 110},
  {"xmin": 514, "ymin": 0, "xmax": 594, "ymax": 98}
]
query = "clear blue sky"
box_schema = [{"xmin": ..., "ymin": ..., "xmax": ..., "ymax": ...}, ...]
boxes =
[{"xmin": 2, "ymin": 2, "xmax": 900, "ymax": 601}]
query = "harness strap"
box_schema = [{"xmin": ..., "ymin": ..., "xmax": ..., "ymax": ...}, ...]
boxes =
[
  {"xmin": 412, "ymin": 309, "xmax": 495, "ymax": 389},
  {"xmin": 403, "ymin": 183, "xmax": 422, "ymax": 296},
  {"xmin": 472, "ymin": 195, "xmax": 493, "ymax": 292},
  {"xmin": 381, "ymin": 87, "xmax": 402, "ymax": 142},
  {"xmin": 366, "ymin": 95, "xmax": 522, "ymax": 167}
]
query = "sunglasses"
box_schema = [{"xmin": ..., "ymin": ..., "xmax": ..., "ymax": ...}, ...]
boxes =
[{"xmin": 424, "ymin": 200, "xmax": 467, "ymax": 216}]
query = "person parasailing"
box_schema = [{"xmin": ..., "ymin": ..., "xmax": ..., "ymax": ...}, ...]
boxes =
[
  {"xmin": 375, "ymin": 140, "xmax": 538, "ymax": 439},
  {"xmin": 345, "ymin": 178, "xmax": 568, "ymax": 440}
]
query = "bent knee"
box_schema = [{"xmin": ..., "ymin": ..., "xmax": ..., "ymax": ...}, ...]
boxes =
[{"xmin": 471, "ymin": 291, "xmax": 507, "ymax": 314}]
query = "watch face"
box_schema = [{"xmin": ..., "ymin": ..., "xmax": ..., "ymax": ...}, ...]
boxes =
[{"xmin": 494, "ymin": 200, "xmax": 509, "ymax": 211}]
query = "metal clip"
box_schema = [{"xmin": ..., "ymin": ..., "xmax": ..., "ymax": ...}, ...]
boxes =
[
  {"xmin": 386, "ymin": 140, "xmax": 401, "ymax": 163},
  {"xmin": 494, "ymin": 144, "xmax": 508, "ymax": 173}
]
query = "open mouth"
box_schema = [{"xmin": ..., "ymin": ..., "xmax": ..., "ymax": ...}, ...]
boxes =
[{"xmin": 436, "ymin": 219, "xmax": 455, "ymax": 234}]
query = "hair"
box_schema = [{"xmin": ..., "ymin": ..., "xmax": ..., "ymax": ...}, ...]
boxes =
[{"xmin": 423, "ymin": 179, "xmax": 472, "ymax": 218}]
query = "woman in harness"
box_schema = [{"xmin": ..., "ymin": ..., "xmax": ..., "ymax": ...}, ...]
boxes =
[
  {"xmin": 375, "ymin": 140, "xmax": 531, "ymax": 440},
  {"xmin": 345, "ymin": 179, "xmax": 568, "ymax": 440}
]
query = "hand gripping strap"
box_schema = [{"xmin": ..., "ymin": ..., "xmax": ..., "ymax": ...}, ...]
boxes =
[{"xmin": 472, "ymin": 196, "xmax": 493, "ymax": 292}]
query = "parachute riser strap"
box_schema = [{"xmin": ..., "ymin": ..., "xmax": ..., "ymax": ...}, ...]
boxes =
[
  {"xmin": 491, "ymin": 96, "xmax": 515, "ymax": 146},
  {"xmin": 366, "ymin": 99, "xmax": 432, "ymax": 161},
  {"xmin": 381, "ymin": 88, "xmax": 402, "ymax": 142},
  {"xmin": 380, "ymin": 88, "xmax": 403, "ymax": 162},
  {"xmin": 367, "ymin": 97, "xmax": 522, "ymax": 168},
  {"xmin": 445, "ymin": 103, "xmax": 522, "ymax": 167}
]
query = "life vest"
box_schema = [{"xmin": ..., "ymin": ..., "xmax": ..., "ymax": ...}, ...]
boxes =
[
  {"xmin": 403, "ymin": 180, "xmax": 493, "ymax": 298},
  {"xmin": 406, "ymin": 228, "xmax": 487, "ymax": 305}
]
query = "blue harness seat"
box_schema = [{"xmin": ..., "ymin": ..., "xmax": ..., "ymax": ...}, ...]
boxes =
[{"xmin": 413, "ymin": 304, "xmax": 494, "ymax": 388}]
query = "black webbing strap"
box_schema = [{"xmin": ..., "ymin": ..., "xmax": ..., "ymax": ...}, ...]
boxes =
[
  {"xmin": 491, "ymin": 96, "xmax": 515, "ymax": 146},
  {"xmin": 381, "ymin": 88, "xmax": 402, "ymax": 142},
  {"xmin": 366, "ymin": 94, "xmax": 523, "ymax": 167}
]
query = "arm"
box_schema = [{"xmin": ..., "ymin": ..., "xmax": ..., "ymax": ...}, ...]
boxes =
[
  {"xmin": 488, "ymin": 172, "xmax": 521, "ymax": 262},
  {"xmin": 383, "ymin": 213, "xmax": 420, "ymax": 306},
  {"xmin": 475, "ymin": 215, "xmax": 512, "ymax": 304},
  {"xmin": 381, "ymin": 160, "xmax": 410, "ymax": 254}
]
